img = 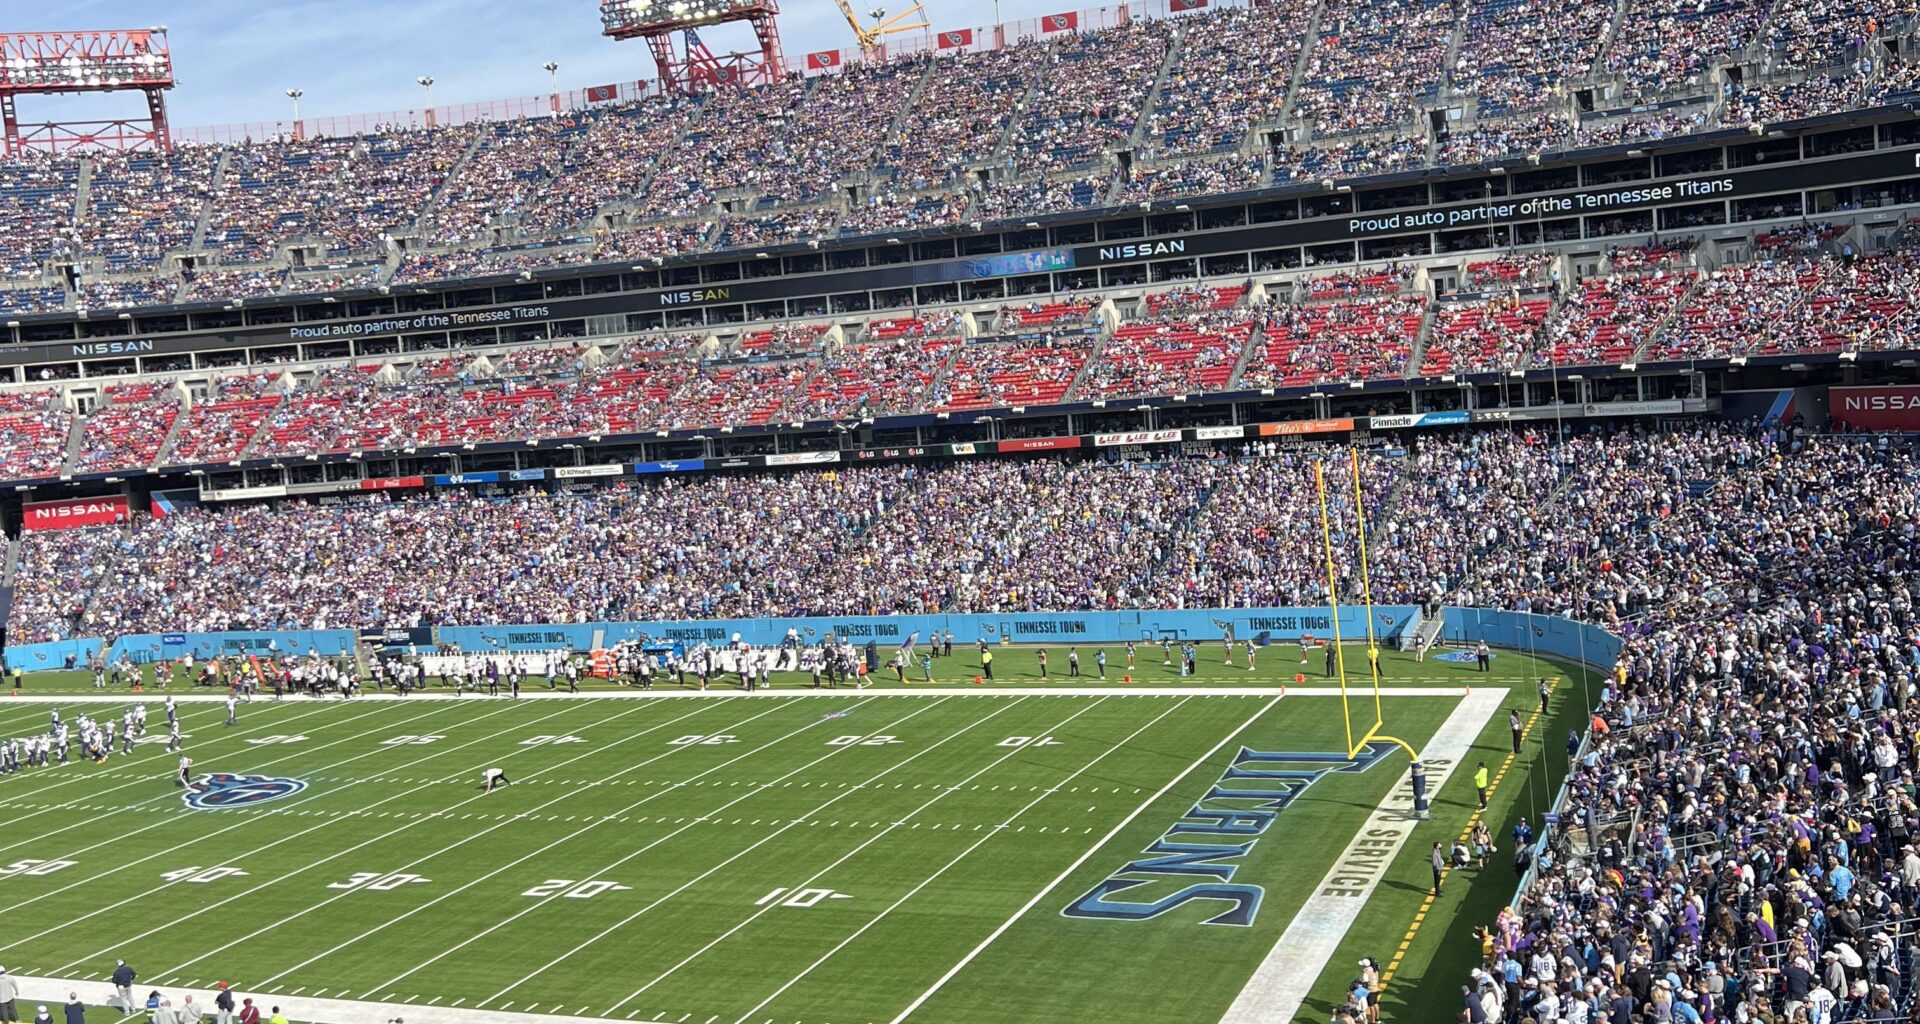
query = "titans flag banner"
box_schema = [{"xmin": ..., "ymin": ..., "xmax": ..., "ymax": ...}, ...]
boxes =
[
  {"xmin": 806, "ymin": 50, "xmax": 842, "ymax": 70},
  {"xmin": 937, "ymin": 28, "xmax": 974, "ymax": 48},
  {"xmin": 1170, "ymin": 0, "xmax": 1209, "ymax": 10},
  {"xmin": 1043, "ymin": 12, "xmax": 1079, "ymax": 31},
  {"xmin": 585, "ymin": 84, "xmax": 618, "ymax": 103}
]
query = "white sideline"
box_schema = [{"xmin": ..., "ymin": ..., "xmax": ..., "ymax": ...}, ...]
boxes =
[
  {"xmin": 5, "ymin": 973, "xmax": 617, "ymax": 1024},
  {"xmin": 1216, "ymin": 687, "xmax": 1507, "ymax": 1024},
  {"xmin": 0, "ymin": 685, "xmax": 1479, "ymax": 703}
]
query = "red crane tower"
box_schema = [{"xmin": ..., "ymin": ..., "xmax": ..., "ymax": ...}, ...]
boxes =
[
  {"xmin": 599, "ymin": 0, "xmax": 786, "ymax": 95},
  {"xmin": 0, "ymin": 28, "xmax": 176, "ymax": 156}
]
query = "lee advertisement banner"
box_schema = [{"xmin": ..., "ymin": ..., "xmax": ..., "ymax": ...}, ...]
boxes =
[
  {"xmin": 1831, "ymin": 385, "xmax": 1920, "ymax": 431},
  {"xmin": 1094, "ymin": 428, "xmax": 1181, "ymax": 447},
  {"xmin": 23, "ymin": 495, "xmax": 129, "ymax": 532}
]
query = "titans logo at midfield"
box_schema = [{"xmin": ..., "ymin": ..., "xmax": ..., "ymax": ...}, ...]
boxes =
[{"xmin": 182, "ymin": 772, "xmax": 309, "ymax": 810}]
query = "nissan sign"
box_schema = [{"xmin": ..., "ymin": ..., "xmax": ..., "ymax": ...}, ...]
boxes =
[
  {"xmin": 23, "ymin": 495, "xmax": 130, "ymax": 532},
  {"xmin": 1832, "ymin": 385, "xmax": 1920, "ymax": 431}
]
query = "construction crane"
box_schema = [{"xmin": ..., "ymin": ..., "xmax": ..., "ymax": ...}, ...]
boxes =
[{"xmin": 834, "ymin": 1, "xmax": 929, "ymax": 59}]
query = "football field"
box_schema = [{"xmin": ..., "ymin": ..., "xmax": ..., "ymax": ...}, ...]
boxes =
[{"xmin": 0, "ymin": 650, "xmax": 1591, "ymax": 1024}]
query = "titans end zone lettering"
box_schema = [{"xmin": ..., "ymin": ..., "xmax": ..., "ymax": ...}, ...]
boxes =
[{"xmin": 1062, "ymin": 743, "xmax": 1393, "ymax": 926}]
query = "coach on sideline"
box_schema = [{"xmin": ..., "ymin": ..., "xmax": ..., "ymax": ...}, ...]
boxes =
[{"xmin": 111, "ymin": 961, "xmax": 135, "ymax": 1017}]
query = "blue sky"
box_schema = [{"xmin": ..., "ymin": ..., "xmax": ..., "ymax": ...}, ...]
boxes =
[{"xmin": 10, "ymin": 0, "xmax": 1080, "ymax": 129}]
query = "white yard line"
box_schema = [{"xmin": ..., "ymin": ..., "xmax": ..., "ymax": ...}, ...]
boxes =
[
  {"xmin": 148, "ymin": 695, "xmax": 867, "ymax": 982},
  {"xmin": 1215, "ymin": 687, "xmax": 1506, "ymax": 1024},
  {"xmin": 39, "ymin": 698, "xmax": 746, "ymax": 974},
  {"xmin": 0, "ymin": 701, "xmax": 352, "ymax": 829},
  {"xmin": 733, "ymin": 693, "xmax": 1212, "ymax": 1024},
  {"xmin": 5, "ymin": 972, "xmax": 616, "ymax": 1024},
  {"xmin": 0, "ymin": 700, "xmax": 402, "ymax": 861},
  {"xmin": 0, "ymin": 698, "xmax": 564, "ymax": 949},
  {"xmin": 464, "ymin": 696, "xmax": 1040, "ymax": 1007},
  {"xmin": 594, "ymin": 695, "xmax": 1132, "ymax": 1018},
  {"xmin": 278, "ymin": 695, "xmax": 986, "ymax": 993},
  {"xmin": 883, "ymin": 691, "xmax": 1284, "ymax": 1024}
]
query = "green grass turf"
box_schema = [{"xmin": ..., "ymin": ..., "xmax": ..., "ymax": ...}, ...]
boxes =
[{"xmin": 0, "ymin": 649, "xmax": 1586, "ymax": 1024}]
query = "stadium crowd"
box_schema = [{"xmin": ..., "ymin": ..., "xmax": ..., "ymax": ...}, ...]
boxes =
[
  {"xmin": 0, "ymin": 0, "xmax": 1905, "ymax": 315},
  {"xmin": 11, "ymin": 379, "xmax": 1920, "ymax": 1024},
  {"xmin": 1445, "ymin": 427, "xmax": 1920, "ymax": 1024},
  {"xmin": 0, "ymin": 213, "xmax": 1904, "ymax": 479}
]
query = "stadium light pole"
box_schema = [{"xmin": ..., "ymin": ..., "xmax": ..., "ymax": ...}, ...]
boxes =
[
  {"xmin": 543, "ymin": 61, "xmax": 560, "ymax": 116},
  {"xmin": 416, "ymin": 75, "xmax": 435, "ymax": 127},
  {"xmin": 284, "ymin": 87, "xmax": 303, "ymax": 140}
]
